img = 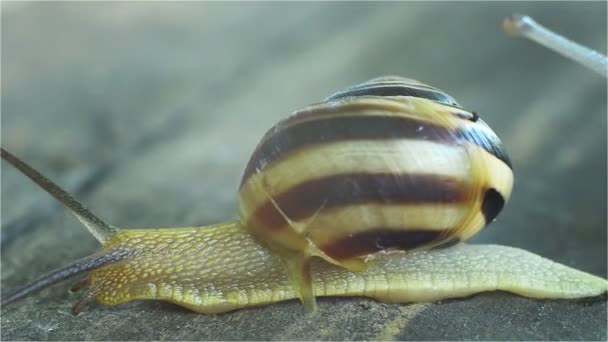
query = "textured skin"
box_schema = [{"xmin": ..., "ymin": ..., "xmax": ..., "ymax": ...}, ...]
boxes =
[{"xmin": 88, "ymin": 222, "xmax": 607, "ymax": 314}]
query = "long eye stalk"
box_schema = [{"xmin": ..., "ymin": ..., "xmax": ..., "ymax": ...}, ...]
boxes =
[
  {"xmin": 0, "ymin": 148, "xmax": 118, "ymax": 243},
  {"xmin": 503, "ymin": 14, "xmax": 608, "ymax": 78}
]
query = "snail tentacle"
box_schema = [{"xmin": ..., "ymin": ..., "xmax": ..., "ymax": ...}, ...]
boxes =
[
  {"xmin": 0, "ymin": 248, "xmax": 132, "ymax": 307},
  {"xmin": 1, "ymin": 148, "xmax": 118, "ymax": 243}
]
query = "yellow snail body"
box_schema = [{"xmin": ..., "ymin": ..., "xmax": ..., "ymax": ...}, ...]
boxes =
[{"xmin": 0, "ymin": 76, "xmax": 605, "ymax": 316}]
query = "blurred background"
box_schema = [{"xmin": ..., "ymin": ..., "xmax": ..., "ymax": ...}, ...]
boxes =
[{"xmin": 1, "ymin": 2, "xmax": 606, "ymax": 340}]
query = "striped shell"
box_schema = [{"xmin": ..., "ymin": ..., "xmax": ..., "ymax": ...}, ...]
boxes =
[{"xmin": 238, "ymin": 76, "xmax": 514, "ymax": 288}]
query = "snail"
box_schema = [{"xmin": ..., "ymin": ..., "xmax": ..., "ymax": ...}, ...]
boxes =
[
  {"xmin": 1, "ymin": 16, "xmax": 607, "ymax": 316},
  {"xmin": 2, "ymin": 75, "xmax": 606, "ymax": 315}
]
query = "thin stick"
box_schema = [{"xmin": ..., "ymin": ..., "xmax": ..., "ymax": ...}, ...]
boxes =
[
  {"xmin": 1, "ymin": 148, "xmax": 118, "ymax": 243},
  {"xmin": 503, "ymin": 14, "xmax": 608, "ymax": 78}
]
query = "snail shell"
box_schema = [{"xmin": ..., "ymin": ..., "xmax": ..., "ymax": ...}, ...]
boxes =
[{"xmin": 238, "ymin": 76, "xmax": 514, "ymax": 309}]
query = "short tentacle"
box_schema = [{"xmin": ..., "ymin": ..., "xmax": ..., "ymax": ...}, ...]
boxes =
[{"xmin": 1, "ymin": 248, "xmax": 131, "ymax": 307}]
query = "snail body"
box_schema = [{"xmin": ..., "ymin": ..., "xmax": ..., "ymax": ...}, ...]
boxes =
[
  {"xmin": 0, "ymin": 77, "xmax": 604, "ymax": 315},
  {"xmin": 90, "ymin": 223, "xmax": 606, "ymax": 314}
]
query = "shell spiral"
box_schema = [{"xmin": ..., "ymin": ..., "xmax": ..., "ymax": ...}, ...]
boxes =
[{"xmin": 237, "ymin": 76, "xmax": 514, "ymax": 307}]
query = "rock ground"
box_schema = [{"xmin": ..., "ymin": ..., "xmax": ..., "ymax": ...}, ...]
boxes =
[{"xmin": 1, "ymin": 2, "xmax": 606, "ymax": 340}]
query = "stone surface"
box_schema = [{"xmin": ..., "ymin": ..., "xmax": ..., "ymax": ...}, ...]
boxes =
[{"xmin": 1, "ymin": 2, "xmax": 606, "ymax": 341}]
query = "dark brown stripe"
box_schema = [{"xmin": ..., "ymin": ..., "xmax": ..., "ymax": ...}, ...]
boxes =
[
  {"xmin": 240, "ymin": 114, "xmax": 457, "ymax": 187},
  {"xmin": 321, "ymin": 228, "xmax": 456, "ymax": 260},
  {"xmin": 458, "ymin": 119, "xmax": 512, "ymax": 168},
  {"xmin": 252, "ymin": 173, "xmax": 468, "ymax": 231},
  {"xmin": 481, "ymin": 188, "xmax": 505, "ymax": 225},
  {"xmin": 346, "ymin": 76, "xmax": 441, "ymax": 91},
  {"xmin": 356, "ymin": 80, "xmax": 440, "ymax": 92},
  {"xmin": 253, "ymin": 100, "xmax": 419, "ymax": 146},
  {"xmin": 240, "ymin": 113, "xmax": 512, "ymax": 188},
  {"xmin": 324, "ymin": 76, "xmax": 460, "ymax": 107},
  {"xmin": 326, "ymin": 84, "xmax": 461, "ymax": 107}
]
